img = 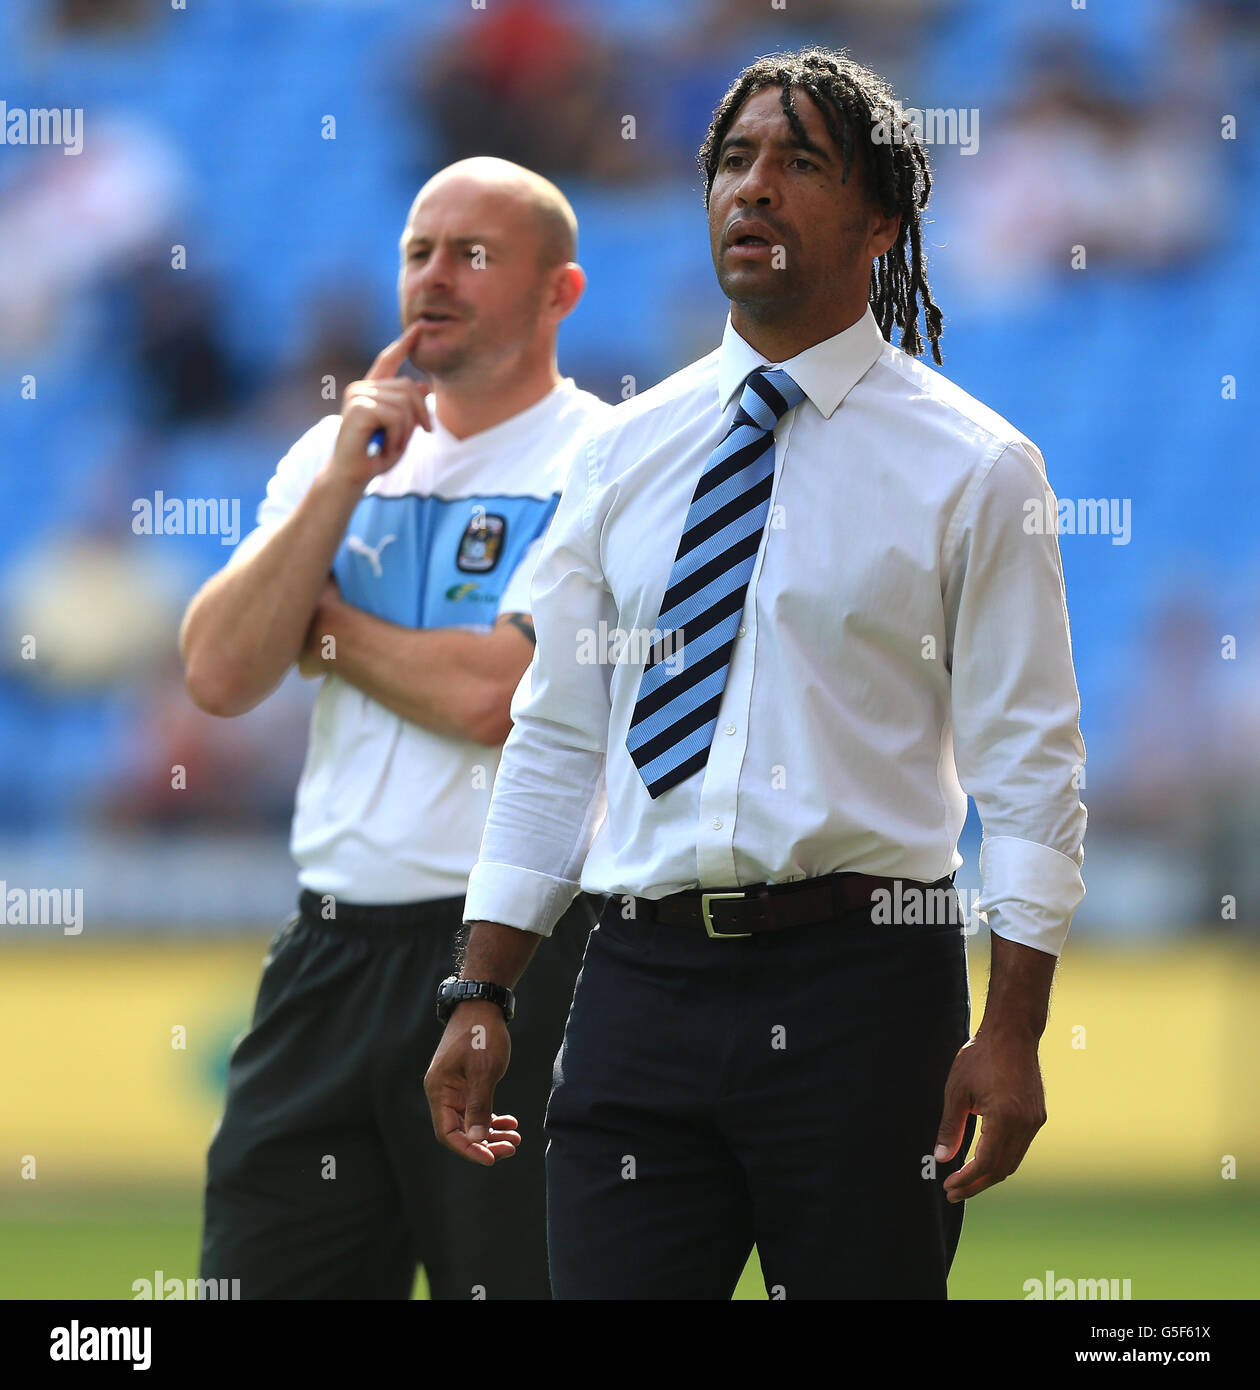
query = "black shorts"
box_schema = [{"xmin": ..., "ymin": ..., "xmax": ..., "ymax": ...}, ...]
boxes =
[{"xmin": 201, "ymin": 889, "xmax": 598, "ymax": 1299}]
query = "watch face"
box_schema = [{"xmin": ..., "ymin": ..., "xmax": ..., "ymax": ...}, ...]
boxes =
[{"xmin": 436, "ymin": 976, "xmax": 460, "ymax": 1020}]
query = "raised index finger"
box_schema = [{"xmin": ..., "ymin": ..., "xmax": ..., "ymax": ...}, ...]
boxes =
[{"xmin": 364, "ymin": 320, "xmax": 423, "ymax": 382}]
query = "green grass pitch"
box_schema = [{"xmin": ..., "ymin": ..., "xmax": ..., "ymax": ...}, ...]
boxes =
[{"xmin": 1, "ymin": 1188, "xmax": 1254, "ymax": 1300}]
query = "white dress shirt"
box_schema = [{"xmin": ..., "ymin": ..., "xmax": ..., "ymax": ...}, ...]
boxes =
[{"xmin": 464, "ymin": 307, "xmax": 1087, "ymax": 955}]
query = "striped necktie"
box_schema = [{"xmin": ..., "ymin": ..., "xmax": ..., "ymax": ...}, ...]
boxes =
[{"xmin": 627, "ymin": 366, "xmax": 804, "ymax": 799}]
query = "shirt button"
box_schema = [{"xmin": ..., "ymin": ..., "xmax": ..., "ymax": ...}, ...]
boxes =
[
  {"xmin": 723, "ymin": 723, "xmax": 735, "ymax": 735},
  {"xmin": 736, "ymin": 625, "xmax": 747, "ymax": 638},
  {"xmin": 712, "ymin": 818, "xmax": 723, "ymax": 830}
]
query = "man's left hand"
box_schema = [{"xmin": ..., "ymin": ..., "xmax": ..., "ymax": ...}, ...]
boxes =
[{"xmin": 934, "ymin": 1030, "xmax": 1047, "ymax": 1203}]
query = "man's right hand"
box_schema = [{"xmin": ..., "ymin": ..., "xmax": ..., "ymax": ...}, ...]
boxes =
[
  {"xmin": 330, "ymin": 321, "xmax": 433, "ymax": 488},
  {"xmin": 424, "ymin": 1001, "xmax": 520, "ymax": 1166}
]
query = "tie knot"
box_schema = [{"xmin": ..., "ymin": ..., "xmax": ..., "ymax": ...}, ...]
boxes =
[{"xmin": 737, "ymin": 367, "xmax": 805, "ymax": 431}]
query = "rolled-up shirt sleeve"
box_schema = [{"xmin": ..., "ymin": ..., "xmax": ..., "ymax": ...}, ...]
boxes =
[
  {"xmin": 945, "ymin": 439, "xmax": 1087, "ymax": 957},
  {"xmin": 464, "ymin": 435, "xmax": 616, "ymax": 935}
]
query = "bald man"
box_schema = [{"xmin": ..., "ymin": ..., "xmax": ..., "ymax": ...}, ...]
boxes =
[{"xmin": 182, "ymin": 159, "xmax": 611, "ymax": 1299}]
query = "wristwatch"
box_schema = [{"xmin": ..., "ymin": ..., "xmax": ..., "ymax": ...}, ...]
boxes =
[{"xmin": 436, "ymin": 975, "xmax": 515, "ymax": 1025}]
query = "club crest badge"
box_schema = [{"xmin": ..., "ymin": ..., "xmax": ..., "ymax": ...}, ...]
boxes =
[{"xmin": 456, "ymin": 513, "xmax": 506, "ymax": 573}]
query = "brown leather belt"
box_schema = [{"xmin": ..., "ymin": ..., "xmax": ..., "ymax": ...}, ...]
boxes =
[{"xmin": 631, "ymin": 871, "xmax": 957, "ymax": 938}]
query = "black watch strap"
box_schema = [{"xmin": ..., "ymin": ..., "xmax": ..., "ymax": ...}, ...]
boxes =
[{"xmin": 436, "ymin": 975, "xmax": 515, "ymax": 1024}]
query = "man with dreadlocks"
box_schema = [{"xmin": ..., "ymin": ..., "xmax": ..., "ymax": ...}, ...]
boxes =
[{"xmin": 426, "ymin": 48, "xmax": 1087, "ymax": 1299}]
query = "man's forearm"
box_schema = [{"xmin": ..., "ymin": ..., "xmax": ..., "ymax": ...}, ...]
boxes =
[
  {"xmin": 458, "ymin": 920, "xmax": 544, "ymax": 987},
  {"xmin": 181, "ymin": 466, "xmax": 363, "ymax": 715},
  {"xmin": 974, "ymin": 931, "xmax": 1057, "ymax": 1043},
  {"xmin": 308, "ymin": 602, "xmax": 526, "ymax": 742}
]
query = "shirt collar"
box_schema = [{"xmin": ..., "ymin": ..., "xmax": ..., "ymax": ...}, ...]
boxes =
[
  {"xmin": 428, "ymin": 375, "xmax": 577, "ymax": 448},
  {"xmin": 716, "ymin": 304, "xmax": 885, "ymax": 420}
]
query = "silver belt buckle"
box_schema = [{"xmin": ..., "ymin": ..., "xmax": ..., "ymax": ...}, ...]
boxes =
[{"xmin": 701, "ymin": 890, "xmax": 751, "ymax": 938}]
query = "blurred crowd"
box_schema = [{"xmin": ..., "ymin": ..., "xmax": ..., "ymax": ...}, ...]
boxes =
[{"xmin": 2, "ymin": 0, "xmax": 1258, "ymax": 929}]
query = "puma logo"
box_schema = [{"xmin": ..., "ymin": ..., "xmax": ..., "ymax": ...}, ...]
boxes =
[{"xmin": 346, "ymin": 534, "xmax": 396, "ymax": 578}]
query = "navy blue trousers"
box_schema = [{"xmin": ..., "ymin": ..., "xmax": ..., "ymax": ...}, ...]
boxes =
[{"xmin": 544, "ymin": 890, "xmax": 977, "ymax": 1299}]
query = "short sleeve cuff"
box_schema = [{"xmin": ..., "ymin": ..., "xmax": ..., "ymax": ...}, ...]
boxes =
[
  {"xmin": 463, "ymin": 860, "xmax": 581, "ymax": 938},
  {"xmin": 977, "ymin": 835, "xmax": 1085, "ymax": 957}
]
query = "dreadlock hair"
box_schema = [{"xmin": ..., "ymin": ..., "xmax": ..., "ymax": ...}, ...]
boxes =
[{"xmin": 698, "ymin": 47, "xmax": 943, "ymax": 365}]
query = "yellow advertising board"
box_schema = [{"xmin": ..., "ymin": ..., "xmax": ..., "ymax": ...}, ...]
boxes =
[{"xmin": 0, "ymin": 937, "xmax": 1255, "ymax": 1191}]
